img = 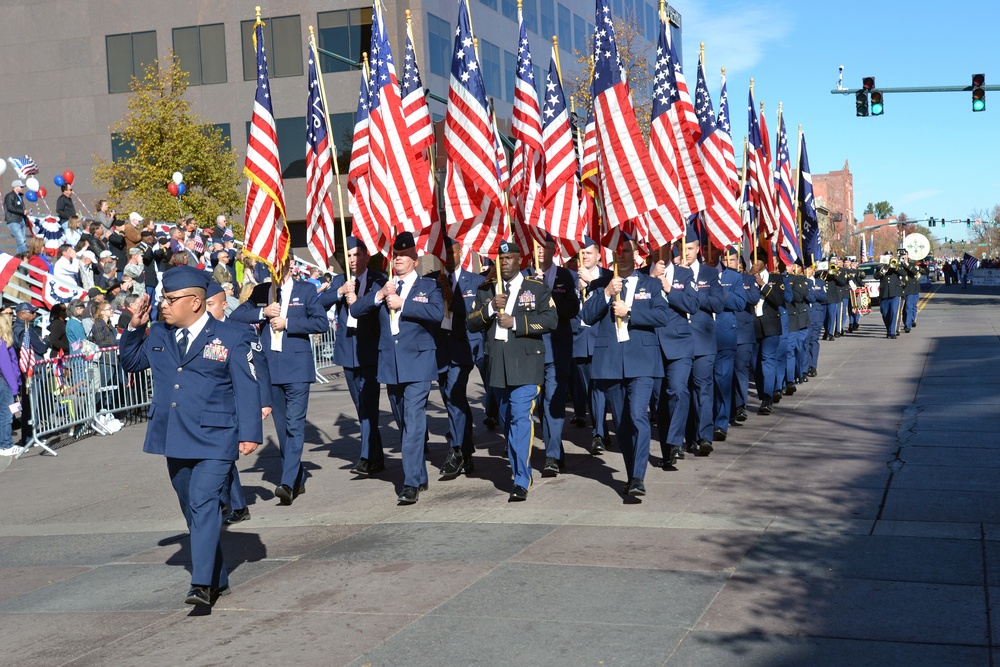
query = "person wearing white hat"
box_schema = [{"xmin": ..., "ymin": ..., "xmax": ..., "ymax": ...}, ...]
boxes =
[
  {"xmin": 77, "ymin": 249, "xmax": 98, "ymax": 290},
  {"xmin": 124, "ymin": 212, "xmax": 143, "ymax": 252},
  {"xmin": 3, "ymin": 180, "xmax": 29, "ymax": 254}
]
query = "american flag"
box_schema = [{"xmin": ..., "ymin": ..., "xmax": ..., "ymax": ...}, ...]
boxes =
[
  {"xmin": 530, "ymin": 51, "xmax": 583, "ymax": 243},
  {"xmin": 243, "ymin": 17, "xmax": 290, "ymax": 279},
  {"xmin": 445, "ymin": 0, "xmax": 505, "ymax": 248},
  {"xmin": 456, "ymin": 108, "xmax": 511, "ymax": 258},
  {"xmin": 509, "ymin": 9, "xmax": 543, "ymax": 227},
  {"xmin": 774, "ymin": 112, "xmax": 800, "ymax": 265},
  {"xmin": 18, "ymin": 326, "xmax": 33, "ymax": 376},
  {"xmin": 8, "ymin": 156, "xmax": 38, "ymax": 179},
  {"xmin": 797, "ymin": 129, "xmax": 820, "ymax": 265},
  {"xmin": 590, "ymin": 0, "xmax": 665, "ymax": 231},
  {"xmin": 716, "ymin": 72, "xmax": 739, "ymax": 195},
  {"xmin": 693, "ymin": 55, "xmax": 741, "ymax": 247},
  {"xmin": 347, "ymin": 59, "xmax": 386, "ymax": 256},
  {"xmin": 746, "ymin": 88, "xmax": 777, "ymax": 240},
  {"xmin": 579, "ymin": 108, "xmax": 598, "ymax": 197},
  {"xmin": 963, "ymin": 252, "xmax": 979, "ymax": 273},
  {"xmin": 652, "ymin": 14, "xmax": 708, "ymax": 221},
  {"xmin": 367, "ymin": 3, "xmax": 432, "ymax": 240},
  {"xmin": 304, "ymin": 42, "xmax": 337, "ymax": 269},
  {"xmin": 401, "ymin": 17, "xmax": 445, "ymax": 263}
]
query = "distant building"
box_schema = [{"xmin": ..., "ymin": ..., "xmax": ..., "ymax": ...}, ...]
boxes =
[{"xmin": 812, "ymin": 160, "xmax": 855, "ymax": 242}]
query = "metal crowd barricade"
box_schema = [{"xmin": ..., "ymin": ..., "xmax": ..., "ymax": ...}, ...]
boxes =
[
  {"xmin": 19, "ymin": 347, "xmax": 154, "ymax": 458},
  {"xmin": 311, "ymin": 321, "xmax": 336, "ymax": 384}
]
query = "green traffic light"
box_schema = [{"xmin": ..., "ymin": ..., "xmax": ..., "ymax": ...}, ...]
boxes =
[
  {"xmin": 871, "ymin": 101, "xmax": 883, "ymax": 115},
  {"xmin": 973, "ymin": 97, "xmax": 986, "ymax": 112}
]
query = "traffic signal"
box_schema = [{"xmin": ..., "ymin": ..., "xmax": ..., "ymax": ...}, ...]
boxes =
[
  {"xmin": 863, "ymin": 76, "xmax": 875, "ymax": 91},
  {"xmin": 929, "ymin": 217, "xmax": 935, "ymax": 227},
  {"xmin": 973, "ymin": 74, "xmax": 986, "ymax": 112},
  {"xmin": 941, "ymin": 217, "xmax": 946, "ymax": 227},
  {"xmin": 967, "ymin": 219, "xmax": 972, "ymax": 227},
  {"xmin": 870, "ymin": 89, "xmax": 884, "ymax": 115},
  {"xmin": 855, "ymin": 91, "xmax": 868, "ymax": 116}
]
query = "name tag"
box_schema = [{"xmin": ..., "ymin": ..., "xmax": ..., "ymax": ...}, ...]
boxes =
[{"xmin": 153, "ymin": 346, "xmax": 164, "ymax": 352}]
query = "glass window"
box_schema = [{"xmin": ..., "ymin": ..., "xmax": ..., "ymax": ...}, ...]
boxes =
[
  {"xmin": 241, "ymin": 15, "xmax": 302, "ymax": 81},
  {"xmin": 557, "ymin": 4, "xmax": 572, "ymax": 52},
  {"xmin": 645, "ymin": 3, "xmax": 657, "ymax": 42},
  {"xmin": 173, "ymin": 24, "xmax": 227, "ymax": 86},
  {"xmin": 501, "ymin": 0, "xmax": 517, "ymax": 21},
  {"xmin": 612, "ymin": 0, "xmax": 623, "ymax": 19},
  {"xmin": 210, "ymin": 123, "xmax": 232, "ymax": 150},
  {"xmin": 479, "ymin": 0, "xmax": 497, "ymax": 10},
  {"xmin": 427, "ymin": 13, "xmax": 451, "ymax": 77},
  {"xmin": 317, "ymin": 8, "xmax": 372, "ymax": 73},
  {"xmin": 504, "ymin": 50, "xmax": 516, "ymax": 103},
  {"xmin": 533, "ymin": 64, "xmax": 543, "ymax": 100},
  {"xmin": 245, "ymin": 115, "xmax": 351, "ymax": 178},
  {"xmin": 523, "ymin": 0, "xmax": 538, "ymax": 33},
  {"xmin": 106, "ymin": 31, "xmax": 158, "ymax": 94},
  {"xmin": 110, "ymin": 133, "xmax": 136, "ymax": 163},
  {"xmin": 328, "ymin": 113, "xmax": 354, "ymax": 173},
  {"xmin": 540, "ymin": 0, "xmax": 555, "ymax": 41},
  {"xmin": 480, "ymin": 39, "xmax": 501, "ymax": 101},
  {"xmin": 573, "ymin": 14, "xmax": 588, "ymax": 54}
]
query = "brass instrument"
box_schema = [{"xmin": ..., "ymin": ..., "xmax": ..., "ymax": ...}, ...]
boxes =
[{"xmin": 888, "ymin": 257, "xmax": 899, "ymax": 270}]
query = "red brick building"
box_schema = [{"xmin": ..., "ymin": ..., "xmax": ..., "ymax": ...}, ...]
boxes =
[{"xmin": 812, "ymin": 160, "xmax": 855, "ymax": 242}]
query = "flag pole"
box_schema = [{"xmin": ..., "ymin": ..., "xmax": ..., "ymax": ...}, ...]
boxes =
[
  {"xmin": 796, "ymin": 123, "xmax": 807, "ymax": 266},
  {"xmin": 308, "ymin": 26, "xmax": 350, "ymax": 274},
  {"xmin": 699, "ymin": 42, "xmax": 714, "ymax": 266}
]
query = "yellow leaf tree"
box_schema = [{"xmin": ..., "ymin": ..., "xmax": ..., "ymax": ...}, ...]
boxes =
[{"xmin": 93, "ymin": 56, "xmax": 243, "ymax": 234}]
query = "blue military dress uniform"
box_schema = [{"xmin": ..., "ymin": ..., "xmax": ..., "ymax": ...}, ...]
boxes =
[
  {"xmin": 230, "ymin": 279, "xmax": 330, "ymax": 498},
  {"xmin": 805, "ymin": 272, "xmax": 827, "ymax": 374},
  {"xmin": 582, "ymin": 272, "xmax": 668, "ymax": 491},
  {"xmin": 685, "ymin": 260, "xmax": 724, "ymax": 450},
  {"xmin": 731, "ymin": 271, "xmax": 760, "ymax": 423},
  {"xmin": 527, "ymin": 263, "xmax": 579, "ymax": 472},
  {"xmin": 713, "ymin": 262, "xmax": 747, "ymax": 436},
  {"xmin": 651, "ymin": 263, "xmax": 698, "ymax": 459},
  {"xmin": 320, "ymin": 267, "xmax": 388, "ymax": 470},
  {"xmin": 120, "ymin": 297, "xmax": 262, "ymax": 595},
  {"xmin": 429, "ymin": 266, "xmax": 486, "ymax": 467},
  {"xmin": 572, "ymin": 266, "xmax": 612, "ymax": 449},
  {"xmin": 351, "ymin": 270, "xmax": 444, "ymax": 496}
]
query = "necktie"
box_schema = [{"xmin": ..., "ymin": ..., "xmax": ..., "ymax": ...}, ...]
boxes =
[
  {"xmin": 504, "ymin": 281, "xmax": 511, "ymax": 295},
  {"xmin": 621, "ymin": 280, "xmax": 628, "ymax": 302},
  {"xmin": 178, "ymin": 328, "xmax": 190, "ymax": 357},
  {"xmin": 396, "ymin": 280, "xmax": 404, "ymax": 297},
  {"xmin": 354, "ymin": 277, "xmax": 361, "ymax": 296}
]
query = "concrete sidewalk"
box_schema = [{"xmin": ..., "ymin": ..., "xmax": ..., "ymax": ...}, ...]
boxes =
[{"xmin": 0, "ymin": 283, "xmax": 997, "ymax": 666}]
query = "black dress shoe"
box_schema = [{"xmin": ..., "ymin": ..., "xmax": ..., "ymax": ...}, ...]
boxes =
[
  {"xmin": 807, "ymin": 367, "xmax": 817, "ymax": 377},
  {"xmin": 696, "ymin": 439, "xmax": 713, "ymax": 456},
  {"xmin": 684, "ymin": 442, "xmax": 698, "ymax": 454},
  {"xmin": 440, "ymin": 449, "xmax": 466, "ymax": 480},
  {"xmin": 674, "ymin": 445, "xmax": 686, "ymax": 460},
  {"xmin": 483, "ymin": 416, "xmax": 497, "ymax": 430},
  {"xmin": 185, "ymin": 585, "xmax": 212, "ymax": 606},
  {"xmin": 397, "ymin": 486, "xmax": 421, "ymax": 504},
  {"xmin": 542, "ymin": 457, "xmax": 560, "ymax": 477},
  {"xmin": 626, "ymin": 478, "xmax": 646, "ymax": 497},
  {"xmin": 571, "ymin": 416, "xmax": 587, "ymax": 428},
  {"xmin": 758, "ymin": 399, "xmax": 773, "ymax": 416},
  {"xmin": 662, "ymin": 446, "xmax": 680, "ymax": 468},
  {"xmin": 350, "ymin": 458, "xmax": 384, "ymax": 476},
  {"xmin": 294, "ymin": 484, "xmax": 306, "ymax": 497},
  {"xmin": 274, "ymin": 484, "xmax": 294, "ymax": 505},
  {"xmin": 888, "ymin": 334, "xmax": 897, "ymax": 339},
  {"xmin": 783, "ymin": 384, "xmax": 796, "ymax": 396},
  {"xmin": 211, "ymin": 585, "xmax": 231, "ymax": 600},
  {"xmin": 735, "ymin": 407, "xmax": 748, "ymax": 422},
  {"xmin": 772, "ymin": 392, "xmax": 782, "ymax": 404},
  {"xmin": 509, "ymin": 485, "xmax": 528, "ymax": 501},
  {"xmin": 904, "ymin": 326, "xmax": 911, "ymax": 333},
  {"xmin": 223, "ymin": 507, "xmax": 250, "ymax": 525},
  {"xmin": 591, "ymin": 435, "xmax": 606, "ymax": 455},
  {"xmin": 713, "ymin": 427, "xmax": 727, "ymax": 442}
]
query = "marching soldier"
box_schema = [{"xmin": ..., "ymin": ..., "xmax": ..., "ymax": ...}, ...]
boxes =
[
  {"xmin": 581, "ymin": 235, "xmax": 668, "ymax": 497},
  {"xmin": 430, "ymin": 237, "xmax": 485, "ymax": 479},
  {"xmin": 900, "ymin": 249, "xmax": 920, "ymax": 333},
  {"xmin": 804, "ymin": 265, "xmax": 826, "ymax": 377},
  {"xmin": 350, "ymin": 232, "xmax": 444, "ymax": 504},
  {"xmin": 731, "ymin": 252, "xmax": 761, "ymax": 426},
  {"xmin": 530, "ymin": 235, "xmax": 580, "ymax": 477},
  {"xmin": 823, "ymin": 256, "xmax": 847, "ymax": 340},
  {"xmin": 571, "ymin": 237, "xmax": 612, "ymax": 453},
  {"xmin": 712, "ymin": 245, "xmax": 747, "ymax": 441},
  {"xmin": 467, "ymin": 240, "xmax": 556, "ymax": 501},
  {"xmin": 319, "ymin": 237, "xmax": 387, "ymax": 477},
  {"xmin": 877, "ymin": 253, "xmax": 904, "ymax": 339},
  {"xmin": 755, "ymin": 262, "xmax": 787, "ymax": 415}
]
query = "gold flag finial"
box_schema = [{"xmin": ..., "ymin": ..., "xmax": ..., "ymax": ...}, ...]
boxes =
[
  {"xmin": 406, "ymin": 9, "xmax": 411, "ymax": 20},
  {"xmin": 721, "ymin": 67, "xmax": 726, "ymax": 77},
  {"xmin": 255, "ymin": 5, "xmax": 261, "ymax": 20}
]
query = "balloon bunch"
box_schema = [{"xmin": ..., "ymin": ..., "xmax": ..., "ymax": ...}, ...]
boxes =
[
  {"xmin": 53, "ymin": 170, "xmax": 74, "ymax": 188},
  {"xmin": 167, "ymin": 171, "xmax": 186, "ymax": 197},
  {"xmin": 24, "ymin": 176, "xmax": 44, "ymax": 202}
]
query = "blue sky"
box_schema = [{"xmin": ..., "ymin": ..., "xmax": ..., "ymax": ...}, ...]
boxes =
[{"xmin": 670, "ymin": 0, "xmax": 998, "ymax": 243}]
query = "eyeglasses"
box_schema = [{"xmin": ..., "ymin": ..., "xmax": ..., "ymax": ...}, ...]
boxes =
[{"xmin": 162, "ymin": 293, "xmax": 198, "ymax": 306}]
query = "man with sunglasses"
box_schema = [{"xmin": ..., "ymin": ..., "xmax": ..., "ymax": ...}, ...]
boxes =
[{"xmin": 120, "ymin": 266, "xmax": 262, "ymax": 606}]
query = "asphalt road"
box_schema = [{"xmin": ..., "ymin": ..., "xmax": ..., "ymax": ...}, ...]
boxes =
[{"xmin": 0, "ymin": 282, "xmax": 997, "ymax": 666}]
